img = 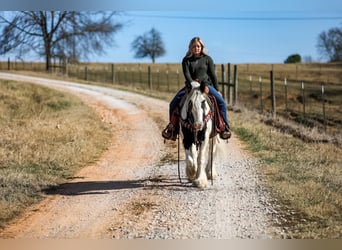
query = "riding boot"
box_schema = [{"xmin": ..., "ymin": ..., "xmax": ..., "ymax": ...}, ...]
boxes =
[
  {"xmin": 219, "ymin": 125, "xmax": 232, "ymax": 140},
  {"xmin": 162, "ymin": 109, "xmax": 179, "ymax": 141}
]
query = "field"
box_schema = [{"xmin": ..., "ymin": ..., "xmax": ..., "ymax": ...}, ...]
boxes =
[
  {"xmin": 0, "ymin": 79, "xmax": 111, "ymax": 228},
  {"xmin": 0, "ymin": 61, "xmax": 341, "ymax": 238}
]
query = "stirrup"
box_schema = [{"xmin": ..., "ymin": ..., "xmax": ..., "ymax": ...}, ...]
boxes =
[
  {"xmin": 220, "ymin": 129, "xmax": 231, "ymax": 140},
  {"xmin": 162, "ymin": 127, "xmax": 177, "ymax": 141}
]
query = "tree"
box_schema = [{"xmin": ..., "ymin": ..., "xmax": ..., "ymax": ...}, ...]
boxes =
[
  {"xmin": 284, "ymin": 54, "xmax": 301, "ymax": 63},
  {"xmin": 0, "ymin": 11, "xmax": 123, "ymax": 71},
  {"xmin": 317, "ymin": 25, "xmax": 342, "ymax": 62},
  {"xmin": 131, "ymin": 28, "xmax": 165, "ymax": 63}
]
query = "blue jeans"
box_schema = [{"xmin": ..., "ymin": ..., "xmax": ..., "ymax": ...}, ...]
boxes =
[{"xmin": 169, "ymin": 85, "xmax": 229, "ymax": 127}]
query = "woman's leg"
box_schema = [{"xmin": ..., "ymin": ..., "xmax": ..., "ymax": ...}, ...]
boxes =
[
  {"xmin": 207, "ymin": 85, "xmax": 229, "ymax": 127},
  {"xmin": 207, "ymin": 85, "xmax": 231, "ymax": 139},
  {"xmin": 169, "ymin": 87, "xmax": 186, "ymax": 119},
  {"xmin": 162, "ymin": 87, "xmax": 186, "ymax": 140}
]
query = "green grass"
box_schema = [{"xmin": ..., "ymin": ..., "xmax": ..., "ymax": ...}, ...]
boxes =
[{"xmin": 0, "ymin": 79, "xmax": 111, "ymax": 228}]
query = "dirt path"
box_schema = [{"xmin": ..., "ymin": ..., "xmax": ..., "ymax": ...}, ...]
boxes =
[{"xmin": 0, "ymin": 73, "xmax": 282, "ymax": 239}]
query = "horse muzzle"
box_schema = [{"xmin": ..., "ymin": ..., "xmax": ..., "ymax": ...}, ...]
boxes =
[{"xmin": 193, "ymin": 122, "xmax": 203, "ymax": 131}]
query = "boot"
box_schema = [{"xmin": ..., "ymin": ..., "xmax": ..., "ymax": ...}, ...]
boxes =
[
  {"xmin": 162, "ymin": 124, "xmax": 178, "ymax": 141},
  {"xmin": 220, "ymin": 126, "xmax": 231, "ymax": 140},
  {"xmin": 162, "ymin": 109, "xmax": 179, "ymax": 141}
]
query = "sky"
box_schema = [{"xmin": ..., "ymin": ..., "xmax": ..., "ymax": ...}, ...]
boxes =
[{"xmin": 1, "ymin": 0, "xmax": 342, "ymax": 64}]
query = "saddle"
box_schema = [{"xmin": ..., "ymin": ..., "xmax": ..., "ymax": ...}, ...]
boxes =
[{"xmin": 207, "ymin": 95, "xmax": 226, "ymax": 133}]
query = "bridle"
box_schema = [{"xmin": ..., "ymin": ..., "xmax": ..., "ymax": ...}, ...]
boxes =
[{"xmin": 180, "ymin": 110, "xmax": 213, "ymax": 132}]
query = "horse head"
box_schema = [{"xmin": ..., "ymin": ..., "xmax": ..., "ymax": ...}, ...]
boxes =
[{"xmin": 181, "ymin": 81, "xmax": 212, "ymax": 132}]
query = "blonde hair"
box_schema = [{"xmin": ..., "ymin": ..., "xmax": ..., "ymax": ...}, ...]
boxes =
[{"xmin": 185, "ymin": 37, "xmax": 208, "ymax": 57}]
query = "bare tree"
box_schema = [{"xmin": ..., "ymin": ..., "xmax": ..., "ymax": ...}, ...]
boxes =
[
  {"xmin": 0, "ymin": 11, "xmax": 123, "ymax": 71},
  {"xmin": 316, "ymin": 24, "xmax": 342, "ymax": 62},
  {"xmin": 131, "ymin": 28, "xmax": 165, "ymax": 63}
]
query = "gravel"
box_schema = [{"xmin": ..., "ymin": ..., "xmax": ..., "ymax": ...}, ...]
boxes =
[{"xmin": 0, "ymin": 73, "xmax": 284, "ymax": 239}]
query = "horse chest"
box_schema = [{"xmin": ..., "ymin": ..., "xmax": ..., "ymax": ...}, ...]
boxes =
[{"xmin": 181, "ymin": 127, "xmax": 206, "ymax": 150}]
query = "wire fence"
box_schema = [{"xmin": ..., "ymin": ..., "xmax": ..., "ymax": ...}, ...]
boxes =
[{"xmin": 1, "ymin": 60, "xmax": 341, "ymax": 136}]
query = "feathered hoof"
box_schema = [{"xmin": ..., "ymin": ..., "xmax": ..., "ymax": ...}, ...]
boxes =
[
  {"xmin": 186, "ymin": 167, "xmax": 196, "ymax": 181},
  {"xmin": 193, "ymin": 178, "xmax": 208, "ymax": 189},
  {"xmin": 206, "ymin": 171, "xmax": 218, "ymax": 180}
]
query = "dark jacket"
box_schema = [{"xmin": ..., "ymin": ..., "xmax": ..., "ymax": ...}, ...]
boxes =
[{"xmin": 182, "ymin": 54, "xmax": 219, "ymax": 91}]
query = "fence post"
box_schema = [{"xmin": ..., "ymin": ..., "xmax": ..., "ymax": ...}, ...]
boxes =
[
  {"xmin": 301, "ymin": 82, "xmax": 305, "ymax": 117},
  {"xmin": 322, "ymin": 82, "xmax": 327, "ymax": 133},
  {"xmin": 139, "ymin": 65, "xmax": 142, "ymax": 84},
  {"xmin": 157, "ymin": 68, "xmax": 160, "ymax": 90},
  {"xmin": 227, "ymin": 63, "xmax": 232, "ymax": 105},
  {"xmin": 148, "ymin": 65, "xmax": 152, "ymax": 89},
  {"xmin": 111, "ymin": 64, "xmax": 115, "ymax": 84},
  {"xmin": 166, "ymin": 70, "xmax": 169, "ymax": 92},
  {"xmin": 284, "ymin": 77, "xmax": 288, "ymax": 113},
  {"xmin": 221, "ymin": 64, "xmax": 226, "ymax": 100},
  {"xmin": 233, "ymin": 64, "xmax": 238, "ymax": 105},
  {"xmin": 270, "ymin": 70, "xmax": 276, "ymax": 118},
  {"xmin": 8, "ymin": 57, "xmax": 10, "ymax": 70},
  {"xmin": 259, "ymin": 76, "xmax": 263, "ymax": 113},
  {"xmin": 85, "ymin": 66, "xmax": 88, "ymax": 81}
]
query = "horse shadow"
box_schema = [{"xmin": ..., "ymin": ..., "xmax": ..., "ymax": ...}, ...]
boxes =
[{"xmin": 43, "ymin": 175, "xmax": 191, "ymax": 196}]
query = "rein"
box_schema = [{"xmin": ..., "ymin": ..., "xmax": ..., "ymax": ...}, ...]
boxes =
[{"xmin": 180, "ymin": 110, "xmax": 213, "ymax": 132}]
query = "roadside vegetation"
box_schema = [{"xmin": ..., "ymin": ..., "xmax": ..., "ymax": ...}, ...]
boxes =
[
  {"xmin": 0, "ymin": 79, "xmax": 111, "ymax": 228},
  {"xmin": 230, "ymin": 108, "xmax": 341, "ymax": 238},
  {"xmin": 0, "ymin": 61, "xmax": 341, "ymax": 238}
]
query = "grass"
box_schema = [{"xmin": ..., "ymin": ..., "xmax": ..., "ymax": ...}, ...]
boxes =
[
  {"xmin": 0, "ymin": 79, "xmax": 111, "ymax": 228},
  {"xmin": 1, "ymin": 61, "xmax": 341, "ymax": 238},
  {"xmin": 231, "ymin": 109, "xmax": 342, "ymax": 238}
]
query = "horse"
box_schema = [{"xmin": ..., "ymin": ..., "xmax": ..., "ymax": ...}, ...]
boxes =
[{"xmin": 179, "ymin": 81, "xmax": 221, "ymax": 188}]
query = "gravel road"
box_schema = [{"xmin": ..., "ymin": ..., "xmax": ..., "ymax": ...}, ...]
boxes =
[{"xmin": 0, "ymin": 73, "xmax": 283, "ymax": 239}]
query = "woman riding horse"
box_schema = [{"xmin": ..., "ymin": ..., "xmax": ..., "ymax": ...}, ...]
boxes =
[{"xmin": 162, "ymin": 37, "xmax": 231, "ymax": 141}]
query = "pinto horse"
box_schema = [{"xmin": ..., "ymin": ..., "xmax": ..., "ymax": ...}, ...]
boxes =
[{"xmin": 179, "ymin": 82, "xmax": 221, "ymax": 188}]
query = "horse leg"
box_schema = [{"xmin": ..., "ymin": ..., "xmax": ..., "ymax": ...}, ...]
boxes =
[
  {"xmin": 193, "ymin": 141, "xmax": 209, "ymax": 189},
  {"xmin": 185, "ymin": 146, "xmax": 197, "ymax": 181},
  {"xmin": 206, "ymin": 137, "xmax": 218, "ymax": 180}
]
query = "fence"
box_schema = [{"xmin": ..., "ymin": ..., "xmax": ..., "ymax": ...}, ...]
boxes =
[{"xmin": 1, "ymin": 60, "xmax": 341, "ymax": 135}]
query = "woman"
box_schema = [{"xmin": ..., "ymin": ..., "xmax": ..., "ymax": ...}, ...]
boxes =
[{"xmin": 162, "ymin": 37, "xmax": 231, "ymax": 141}]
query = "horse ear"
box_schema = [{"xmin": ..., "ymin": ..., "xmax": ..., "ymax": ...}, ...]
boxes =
[{"xmin": 191, "ymin": 81, "xmax": 200, "ymax": 89}]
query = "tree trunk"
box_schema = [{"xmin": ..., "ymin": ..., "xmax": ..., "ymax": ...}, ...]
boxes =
[{"xmin": 45, "ymin": 41, "xmax": 52, "ymax": 72}]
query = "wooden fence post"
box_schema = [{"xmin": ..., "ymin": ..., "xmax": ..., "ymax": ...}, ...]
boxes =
[
  {"xmin": 301, "ymin": 82, "xmax": 305, "ymax": 117},
  {"xmin": 85, "ymin": 66, "xmax": 88, "ymax": 81},
  {"xmin": 322, "ymin": 82, "xmax": 326, "ymax": 132},
  {"xmin": 259, "ymin": 76, "xmax": 263, "ymax": 113},
  {"xmin": 284, "ymin": 77, "xmax": 288, "ymax": 113},
  {"xmin": 8, "ymin": 57, "xmax": 10, "ymax": 70},
  {"xmin": 139, "ymin": 65, "xmax": 142, "ymax": 84},
  {"xmin": 270, "ymin": 70, "xmax": 276, "ymax": 118},
  {"xmin": 227, "ymin": 63, "xmax": 231, "ymax": 105},
  {"xmin": 233, "ymin": 64, "xmax": 238, "ymax": 105},
  {"xmin": 148, "ymin": 65, "xmax": 152, "ymax": 89},
  {"xmin": 111, "ymin": 64, "xmax": 115, "ymax": 84},
  {"xmin": 221, "ymin": 64, "xmax": 226, "ymax": 100},
  {"xmin": 166, "ymin": 70, "xmax": 169, "ymax": 92}
]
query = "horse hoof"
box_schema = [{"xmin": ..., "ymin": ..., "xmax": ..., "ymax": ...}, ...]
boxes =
[
  {"xmin": 193, "ymin": 179, "xmax": 208, "ymax": 189},
  {"xmin": 206, "ymin": 171, "xmax": 218, "ymax": 180}
]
